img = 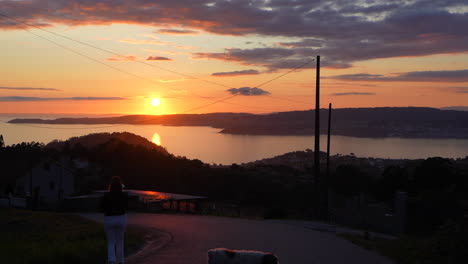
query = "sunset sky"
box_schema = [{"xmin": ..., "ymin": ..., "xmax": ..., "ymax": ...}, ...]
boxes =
[{"xmin": 1, "ymin": 0, "xmax": 468, "ymax": 115}]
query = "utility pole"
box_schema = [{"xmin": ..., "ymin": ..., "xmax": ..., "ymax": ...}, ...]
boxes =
[
  {"xmin": 325, "ymin": 102, "xmax": 332, "ymax": 221},
  {"xmin": 327, "ymin": 103, "xmax": 332, "ymax": 180},
  {"xmin": 314, "ymin": 55, "xmax": 321, "ymax": 217}
]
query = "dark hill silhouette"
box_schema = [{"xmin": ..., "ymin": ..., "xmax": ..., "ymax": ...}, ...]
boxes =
[
  {"xmin": 46, "ymin": 132, "xmax": 169, "ymax": 155},
  {"xmin": 9, "ymin": 107, "xmax": 468, "ymax": 138}
]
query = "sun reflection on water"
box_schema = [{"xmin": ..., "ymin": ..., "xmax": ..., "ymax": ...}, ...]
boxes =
[{"xmin": 152, "ymin": 132, "xmax": 161, "ymax": 146}]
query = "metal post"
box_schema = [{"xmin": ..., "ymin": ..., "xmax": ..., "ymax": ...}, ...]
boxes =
[{"xmin": 30, "ymin": 164, "xmax": 33, "ymax": 196}]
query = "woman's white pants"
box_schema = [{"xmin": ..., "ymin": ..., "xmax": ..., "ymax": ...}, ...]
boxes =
[{"xmin": 104, "ymin": 215, "xmax": 127, "ymax": 263}]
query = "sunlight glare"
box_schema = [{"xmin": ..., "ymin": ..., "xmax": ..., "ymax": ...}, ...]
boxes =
[{"xmin": 152, "ymin": 132, "xmax": 161, "ymax": 146}]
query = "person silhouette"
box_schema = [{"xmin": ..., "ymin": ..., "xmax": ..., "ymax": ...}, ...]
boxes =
[{"xmin": 101, "ymin": 176, "xmax": 128, "ymax": 264}]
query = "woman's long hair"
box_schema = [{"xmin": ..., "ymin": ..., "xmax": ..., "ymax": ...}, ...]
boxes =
[{"xmin": 108, "ymin": 176, "xmax": 123, "ymax": 193}]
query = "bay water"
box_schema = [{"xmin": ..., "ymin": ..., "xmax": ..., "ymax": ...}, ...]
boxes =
[{"xmin": 1, "ymin": 113, "xmax": 467, "ymax": 164}]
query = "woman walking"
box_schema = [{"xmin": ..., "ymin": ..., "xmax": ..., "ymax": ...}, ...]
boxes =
[{"xmin": 102, "ymin": 176, "xmax": 128, "ymax": 264}]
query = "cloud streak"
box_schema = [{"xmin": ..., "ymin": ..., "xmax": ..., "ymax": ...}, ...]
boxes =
[
  {"xmin": 193, "ymin": 48, "xmax": 324, "ymax": 71},
  {"xmin": 331, "ymin": 92, "xmax": 376, "ymax": 96},
  {"xmin": 0, "ymin": 86, "xmax": 61, "ymax": 91},
  {"xmin": 0, "ymin": 96, "xmax": 127, "ymax": 102},
  {"xmin": 157, "ymin": 28, "xmax": 199, "ymax": 35},
  {"xmin": 328, "ymin": 69, "xmax": 468, "ymax": 82},
  {"xmin": 119, "ymin": 37, "xmax": 197, "ymax": 50},
  {"xmin": 147, "ymin": 56, "xmax": 172, "ymax": 61},
  {"xmin": 447, "ymin": 87, "xmax": 468, "ymax": 93},
  {"xmin": 107, "ymin": 55, "xmax": 137, "ymax": 61},
  {"xmin": 227, "ymin": 87, "xmax": 270, "ymax": 96},
  {"xmin": 119, "ymin": 38, "xmax": 168, "ymax": 45},
  {"xmin": 212, "ymin": 69, "xmax": 259, "ymax": 77}
]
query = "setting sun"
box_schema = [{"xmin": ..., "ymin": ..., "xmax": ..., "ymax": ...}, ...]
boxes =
[{"xmin": 151, "ymin": 98, "xmax": 161, "ymax": 106}]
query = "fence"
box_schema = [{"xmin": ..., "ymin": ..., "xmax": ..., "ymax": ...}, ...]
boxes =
[
  {"xmin": 328, "ymin": 191, "xmax": 407, "ymax": 234},
  {"xmin": 0, "ymin": 196, "xmax": 27, "ymax": 208},
  {"xmin": 0, "ymin": 198, "xmax": 9, "ymax": 208}
]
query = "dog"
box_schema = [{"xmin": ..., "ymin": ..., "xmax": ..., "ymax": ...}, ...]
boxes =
[{"xmin": 208, "ymin": 248, "xmax": 279, "ymax": 264}]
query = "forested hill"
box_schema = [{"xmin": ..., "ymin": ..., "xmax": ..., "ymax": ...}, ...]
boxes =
[
  {"xmin": 9, "ymin": 107, "xmax": 468, "ymax": 138},
  {"xmin": 46, "ymin": 132, "xmax": 169, "ymax": 155}
]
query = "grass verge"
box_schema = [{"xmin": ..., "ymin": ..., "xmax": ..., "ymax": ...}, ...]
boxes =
[
  {"xmin": 341, "ymin": 230, "xmax": 468, "ymax": 264},
  {"xmin": 0, "ymin": 208, "xmax": 145, "ymax": 264}
]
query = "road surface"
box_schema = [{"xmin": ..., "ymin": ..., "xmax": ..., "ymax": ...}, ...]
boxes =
[{"xmin": 82, "ymin": 213, "xmax": 393, "ymax": 264}]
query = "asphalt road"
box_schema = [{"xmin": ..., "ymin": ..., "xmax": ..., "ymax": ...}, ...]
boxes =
[{"xmin": 82, "ymin": 213, "xmax": 393, "ymax": 264}]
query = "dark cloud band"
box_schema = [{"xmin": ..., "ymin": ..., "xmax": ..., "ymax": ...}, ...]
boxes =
[
  {"xmin": 157, "ymin": 28, "xmax": 198, "ymax": 35},
  {"xmin": 227, "ymin": 87, "xmax": 270, "ymax": 96},
  {"xmin": 0, "ymin": 96, "xmax": 127, "ymax": 102},
  {"xmin": 212, "ymin": 69, "xmax": 259, "ymax": 77},
  {"xmin": 147, "ymin": 56, "xmax": 172, "ymax": 61},
  {"xmin": 448, "ymin": 87, "xmax": 468, "ymax": 93},
  {"xmin": 1, "ymin": 0, "xmax": 468, "ymax": 70},
  {"xmin": 0, "ymin": 86, "xmax": 61, "ymax": 91},
  {"xmin": 328, "ymin": 69, "xmax": 468, "ymax": 82}
]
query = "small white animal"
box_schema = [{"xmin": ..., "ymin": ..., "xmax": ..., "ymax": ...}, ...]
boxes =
[{"xmin": 208, "ymin": 248, "xmax": 279, "ymax": 264}]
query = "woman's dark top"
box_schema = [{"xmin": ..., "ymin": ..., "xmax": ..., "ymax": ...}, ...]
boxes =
[{"xmin": 101, "ymin": 191, "xmax": 128, "ymax": 216}]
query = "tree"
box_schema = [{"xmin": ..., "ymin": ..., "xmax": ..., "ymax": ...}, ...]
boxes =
[
  {"xmin": 0, "ymin": 135, "xmax": 4, "ymax": 148},
  {"xmin": 329, "ymin": 164, "xmax": 371, "ymax": 197},
  {"xmin": 413, "ymin": 157, "xmax": 456, "ymax": 192},
  {"xmin": 372, "ymin": 165, "xmax": 409, "ymax": 201}
]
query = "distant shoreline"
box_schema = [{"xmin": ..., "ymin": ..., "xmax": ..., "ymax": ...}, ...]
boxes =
[{"xmin": 8, "ymin": 107, "xmax": 468, "ymax": 139}]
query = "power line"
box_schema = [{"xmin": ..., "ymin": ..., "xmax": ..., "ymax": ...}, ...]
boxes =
[
  {"xmin": 258, "ymin": 60, "xmax": 315, "ymax": 105},
  {"xmin": 0, "ymin": 16, "xmax": 300, "ymax": 112},
  {"xmin": 0, "ymin": 14, "xmax": 315, "ymax": 130},
  {"xmin": 0, "ymin": 12, "xmax": 233, "ymax": 90},
  {"xmin": 266, "ymin": 95, "xmax": 312, "ymax": 105},
  {"xmin": 255, "ymin": 60, "xmax": 313, "ymax": 88},
  {"xmin": 0, "ymin": 12, "xmax": 315, "ymax": 105}
]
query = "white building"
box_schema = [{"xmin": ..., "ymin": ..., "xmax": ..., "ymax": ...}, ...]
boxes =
[{"xmin": 16, "ymin": 159, "xmax": 74, "ymax": 206}]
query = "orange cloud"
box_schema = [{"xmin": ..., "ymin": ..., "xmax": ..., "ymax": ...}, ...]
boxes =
[
  {"xmin": 157, "ymin": 28, "xmax": 199, "ymax": 35},
  {"xmin": 119, "ymin": 38, "xmax": 198, "ymax": 50},
  {"xmin": 147, "ymin": 56, "xmax": 172, "ymax": 61},
  {"xmin": 119, "ymin": 38, "xmax": 168, "ymax": 45},
  {"xmin": 107, "ymin": 55, "xmax": 137, "ymax": 61},
  {"xmin": 212, "ymin": 69, "xmax": 260, "ymax": 77},
  {"xmin": 143, "ymin": 49, "xmax": 185, "ymax": 55}
]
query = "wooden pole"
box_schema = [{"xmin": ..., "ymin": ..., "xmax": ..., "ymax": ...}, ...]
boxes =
[
  {"xmin": 327, "ymin": 103, "xmax": 332, "ymax": 179},
  {"xmin": 314, "ymin": 55, "xmax": 321, "ymax": 216},
  {"xmin": 325, "ymin": 103, "xmax": 332, "ymax": 220}
]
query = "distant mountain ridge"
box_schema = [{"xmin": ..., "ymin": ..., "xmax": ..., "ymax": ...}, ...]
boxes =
[
  {"xmin": 440, "ymin": 106, "xmax": 468, "ymax": 111},
  {"xmin": 9, "ymin": 107, "xmax": 468, "ymax": 138}
]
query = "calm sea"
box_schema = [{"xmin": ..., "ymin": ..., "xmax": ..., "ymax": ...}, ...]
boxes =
[{"xmin": 1, "ymin": 113, "xmax": 467, "ymax": 164}]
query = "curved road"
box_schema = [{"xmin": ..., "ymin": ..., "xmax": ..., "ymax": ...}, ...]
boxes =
[{"xmin": 83, "ymin": 213, "xmax": 393, "ymax": 264}]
